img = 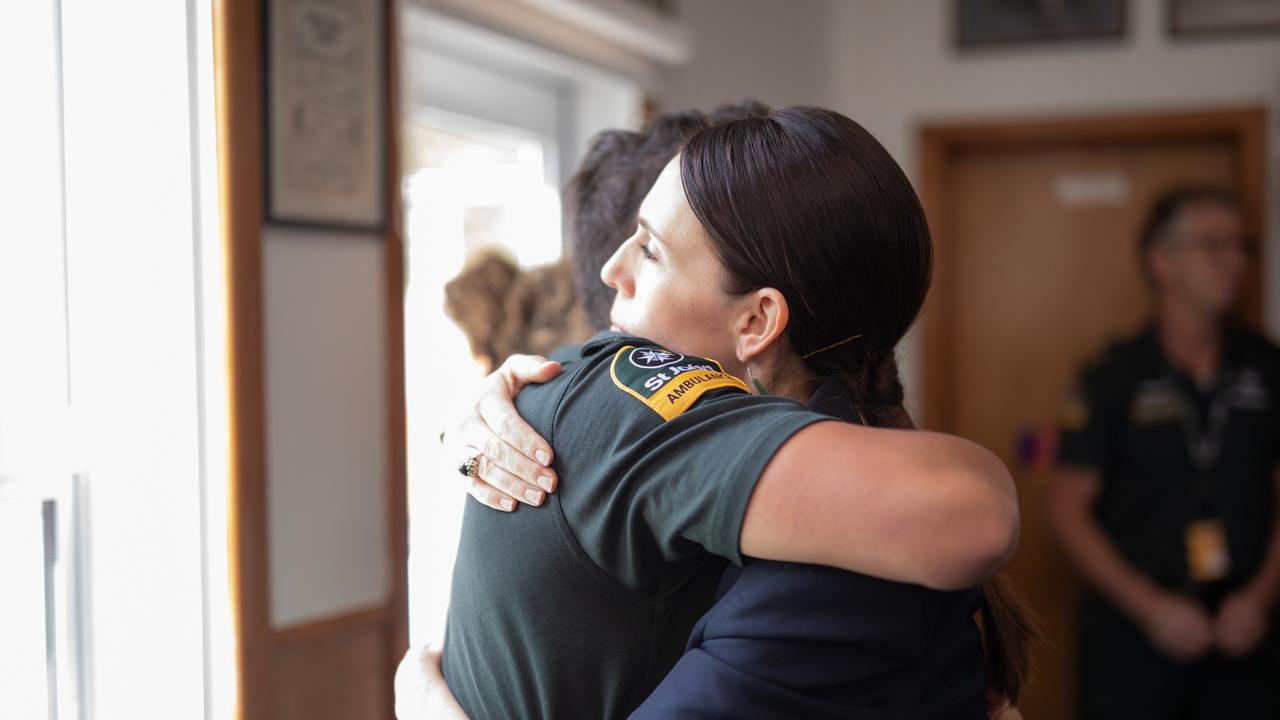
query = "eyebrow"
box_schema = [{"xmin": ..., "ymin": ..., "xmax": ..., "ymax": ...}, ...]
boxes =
[{"xmin": 637, "ymin": 217, "xmax": 663, "ymax": 243}]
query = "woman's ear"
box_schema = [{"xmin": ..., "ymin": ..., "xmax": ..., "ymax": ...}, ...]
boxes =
[{"xmin": 733, "ymin": 287, "xmax": 790, "ymax": 364}]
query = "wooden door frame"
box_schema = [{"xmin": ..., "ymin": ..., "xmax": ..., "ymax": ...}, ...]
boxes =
[
  {"xmin": 216, "ymin": 0, "xmax": 407, "ymax": 716},
  {"xmin": 214, "ymin": 0, "xmax": 272, "ymax": 714},
  {"xmin": 917, "ymin": 107, "xmax": 1268, "ymax": 431},
  {"xmin": 383, "ymin": 0, "xmax": 411, "ymax": 696}
]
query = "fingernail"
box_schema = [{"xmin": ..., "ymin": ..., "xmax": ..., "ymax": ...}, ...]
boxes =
[
  {"xmin": 500, "ymin": 498, "xmax": 515, "ymax": 511},
  {"xmin": 535, "ymin": 449, "xmax": 550, "ymax": 465},
  {"xmin": 524, "ymin": 488, "xmax": 544, "ymax": 505},
  {"xmin": 536, "ymin": 475, "xmax": 554, "ymax": 492}
]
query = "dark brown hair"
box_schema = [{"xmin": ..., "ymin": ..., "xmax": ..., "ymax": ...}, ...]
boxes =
[
  {"xmin": 563, "ymin": 102, "xmax": 772, "ymax": 328},
  {"xmin": 681, "ymin": 106, "xmax": 1034, "ymax": 703},
  {"xmin": 564, "ymin": 128, "xmax": 650, "ymax": 329}
]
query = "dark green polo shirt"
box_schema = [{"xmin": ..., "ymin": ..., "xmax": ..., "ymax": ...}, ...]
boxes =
[
  {"xmin": 1057, "ymin": 327, "xmax": 1280, "ymax": 599},
  {"xmin": 443, "ymin": 332, "xmax": 826, "ymax": 720}
]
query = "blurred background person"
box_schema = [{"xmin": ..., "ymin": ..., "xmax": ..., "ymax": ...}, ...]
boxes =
[{"xmin": 1046, "ymin": 187, "xmax": 1280, "ymax": 719}]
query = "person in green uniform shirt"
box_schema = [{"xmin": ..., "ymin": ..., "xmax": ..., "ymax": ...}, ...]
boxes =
[
  {"xmin": 1047, "ymin": 187, "xmax": 1280, "ymax": 719},
  {"xmin": 397, "ymin": 106, "xmax": 1025, "ymax": 720}
]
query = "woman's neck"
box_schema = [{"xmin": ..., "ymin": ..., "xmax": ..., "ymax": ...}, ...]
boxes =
[{"xmin": 754, "ymin": 351, "xmax": 818, "ymax": 403}]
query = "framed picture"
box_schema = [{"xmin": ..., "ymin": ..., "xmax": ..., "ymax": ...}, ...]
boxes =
[
  {"xmin": 266, "ymin": 0, "xmax": 386, "ymax": 231},
  {"xmin": 956, "ymin": 0, "xmax": 1126, "ymax": 48},
  {"xmin": 1168, "ymin": 0, "xmax": 1280, "ymax": 37}
]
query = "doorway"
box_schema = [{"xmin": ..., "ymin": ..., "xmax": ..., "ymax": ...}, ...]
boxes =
[
  {"xmin": 918, "ymin": 108, "xmax": 1267, "ymax": 720},
  {"xmin": 399, "ymin": 7, "xmax": 641, "ymax": 647}
]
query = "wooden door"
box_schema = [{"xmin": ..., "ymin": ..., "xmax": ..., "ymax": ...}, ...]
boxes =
[{"xmin": 919, "ymin": 109, "xmax": 1266, "ymax": 720}]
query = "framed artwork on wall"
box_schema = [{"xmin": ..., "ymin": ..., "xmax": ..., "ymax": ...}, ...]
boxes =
[
  {"xmin": 1168, "ymin": 0, "xmax": 1280, "ymax": 37},
  {"xmin": 266, "ymin": 0, "xmax": 386, "ymax": 231},
  {"xmin": 956, "ymin": 0, "xmax": 1126, "ymax": 48}
]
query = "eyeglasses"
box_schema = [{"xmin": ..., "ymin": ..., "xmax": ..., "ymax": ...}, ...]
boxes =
[{"xmin": 1164, "ymin": 233, "xmax": 1251, "ymax": 258}]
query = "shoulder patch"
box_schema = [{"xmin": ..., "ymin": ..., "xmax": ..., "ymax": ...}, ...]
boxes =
[
  {"xmin": 609, "ymin": 345, "xmax": 749, "ymax": 421},
  {"xmin": 1081, "ymin": 345, "xmax": 1115, "ymax": 375},
  {"xmin": 1058, "ymin": 385, "xmax": 1090, "ymax": 431}
]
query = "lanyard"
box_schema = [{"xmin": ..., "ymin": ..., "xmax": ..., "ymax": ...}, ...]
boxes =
[{"xmin": 1174, "ymin": 371, "xmax": 1233, "ymax": 498}]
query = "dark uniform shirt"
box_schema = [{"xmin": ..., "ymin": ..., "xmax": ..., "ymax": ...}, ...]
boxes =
[
  {"xmin": 443, "ymin": 333, "xmax": 827, "ymax": 720},
  {"xmin": 1057, "ymin": 326, "xmax": 1280, "ymax": 602},
  {"xmin": 629, "ymin": 380, "xmax": 987, "ymax": 720}
]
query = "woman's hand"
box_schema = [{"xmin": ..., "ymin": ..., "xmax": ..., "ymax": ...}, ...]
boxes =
[
  {"xmin": 447, "ymin": 354, "xmax": 562, "ymax": 512},
  {"xmin": 394, "ymin": 645, "xmax": 469, "ymax": 720}
]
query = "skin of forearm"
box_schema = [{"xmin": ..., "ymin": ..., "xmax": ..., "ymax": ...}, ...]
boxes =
[
  {"xmin": 745, "ymin": 423, "xmax": 1019, "ymax": 590},
  {"xmin": 1045, "ymin": 469, "xmax": 1162, "ymax": 619}
]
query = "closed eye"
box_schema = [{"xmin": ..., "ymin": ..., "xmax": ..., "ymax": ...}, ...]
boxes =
[{"xmin": 638, "ymin": 242, "xmax": 657, "ymax": 262}]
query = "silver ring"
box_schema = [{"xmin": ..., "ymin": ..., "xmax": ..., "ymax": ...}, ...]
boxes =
[{"xmin": 457, "ymin": 454, "xmax": 481, "ymax": 479}]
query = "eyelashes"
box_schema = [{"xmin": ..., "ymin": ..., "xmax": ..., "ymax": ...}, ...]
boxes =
[{"xmin": 639, "ymin": 243, "xmax": 657, "ymax": 262}]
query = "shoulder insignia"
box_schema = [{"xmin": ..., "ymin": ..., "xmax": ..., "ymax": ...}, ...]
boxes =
[
  {"xmin": 1081, "ymin": 346, "xmax": 1113, "ymax": 375},
  {"xmin": 1058, "ymin": 385, "xmax": 1089, "ymax": 431},
  {"xmin": 609, "ymin": 345, "xmax": 749, "ymax": 421}
]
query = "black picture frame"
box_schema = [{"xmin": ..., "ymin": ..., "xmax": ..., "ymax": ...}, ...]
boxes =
[
  {"xmin": 264, "ymin": 0, "xmax": 387, "ymax": 233},
  {"xmin": 1168, "ymin": 0, "xmax": 1280, "ymax": 38},
  {"xmin": 955, "ymin": 0, "xmax": 1127, "ymax": 48}
]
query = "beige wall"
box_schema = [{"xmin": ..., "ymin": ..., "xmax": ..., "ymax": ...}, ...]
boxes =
[
  {"xmin": 264, "ymin": 228, "xmax": 391, "ymax": 628},
  {"xmin": 825, "ymin": 0, "xmax": 1280, "ymax": 333},
  {"xmin": 656, "ymin": 0, "xmax": 834, "ymax": 111}
]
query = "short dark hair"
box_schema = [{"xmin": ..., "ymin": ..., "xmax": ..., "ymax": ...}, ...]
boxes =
[
  {"xmin": 563, "ymin": 129, "xmax": 649, "ymax": 329},
  {"xmin": 563, "ymin": 101, "xmax": 772, "ymax": 329},
  {"xmin": 1138, "ymin": 186, "xmax": 1240, "ymax": 278}
]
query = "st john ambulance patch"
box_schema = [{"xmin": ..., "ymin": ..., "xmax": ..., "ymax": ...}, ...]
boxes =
[{"xmin": 609, "ymin": 345, "xmax": 750, "ymax": 421}]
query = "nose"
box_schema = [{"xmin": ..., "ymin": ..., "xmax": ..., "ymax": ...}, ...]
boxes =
[{"xmin": 600, "ymin": 239, "xmax": 634, "ymax": 298}]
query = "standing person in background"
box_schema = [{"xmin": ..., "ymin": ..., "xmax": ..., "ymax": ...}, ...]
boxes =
[{"xmin": 1047, "ymin": 187, "xmax": 1280, "ymax": 719}]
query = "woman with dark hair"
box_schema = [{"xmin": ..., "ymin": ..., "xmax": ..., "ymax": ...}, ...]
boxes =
[
  {"xmin": 400, "ymin": 106, "xmax": 1028, "ymax": 719},
  {"xmin": 564, "ymin": 104, "xmax": 754, "ymax": 332}
]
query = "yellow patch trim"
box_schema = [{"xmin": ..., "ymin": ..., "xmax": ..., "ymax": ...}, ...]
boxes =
[
  {"xmin": 609, "ymin": 346, "xmax": 749, "ymax": 421},
  {"xmin": 1058, "ymin": 390, "xmax": 1089, "ymax": 431},
  {"xmin": 645, "ymin": 370, "xmax": 749, "ymax": 420}
]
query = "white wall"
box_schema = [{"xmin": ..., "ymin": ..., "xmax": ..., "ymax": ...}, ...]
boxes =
[
  {"xmin": 656, "ymin": 0, "xmax": 833, "ymax": 111},
  {"xmin": 264, "ymin": 228, "xmax": 391, "ymax": 628},
  {"xmin": 825, "ymin": 0, "xmax": 1280, "ymax": 337}
]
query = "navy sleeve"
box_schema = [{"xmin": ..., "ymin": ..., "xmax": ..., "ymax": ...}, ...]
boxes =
[
  {"xmin": 1264, "ymin": 340, "xmax": 1280, "ymax": 466},
  {"xmin": 1055, "ymin": 360, "xmax": 1113, "ymax": 470}
]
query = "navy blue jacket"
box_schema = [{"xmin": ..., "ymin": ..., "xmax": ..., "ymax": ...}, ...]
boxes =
[{"xmin": 630, "ymin": 380, "xmax": 988, "ymax": 719}]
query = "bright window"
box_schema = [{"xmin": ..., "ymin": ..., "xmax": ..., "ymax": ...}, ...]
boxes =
[
  {"xmin": 0, "ymin": 1, "xmax": 231, "ymax": 718},
  {"xmin": 400, "ymin": 11, "xmax": 641, "ymax": 645}
]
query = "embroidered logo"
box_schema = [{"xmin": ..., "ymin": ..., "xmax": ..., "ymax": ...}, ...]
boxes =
[
  {"xmin": 1231, "ymin": 368, "xmax": 1271, "ymax": 411},
  {"xmin": 610, "ymin": 345, "xmax": 749, "ymax": 421},
  {"xmin": 1129, "ymin": 378, "xmax": 1184, "ymax": 424},
  {"xmin": 629, "ymin": 347, "xmax": 683, "ymax": 369}
]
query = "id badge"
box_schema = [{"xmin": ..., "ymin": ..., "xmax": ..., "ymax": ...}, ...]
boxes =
[{"xmin": 1185, "ymin": 518, "xmax": 1231, "ymax": 583}]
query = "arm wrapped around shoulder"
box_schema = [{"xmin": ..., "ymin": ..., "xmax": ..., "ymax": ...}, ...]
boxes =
[{"xmin": 741, "ymin": 421, "xmax": 1019, "ymax": 590}]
